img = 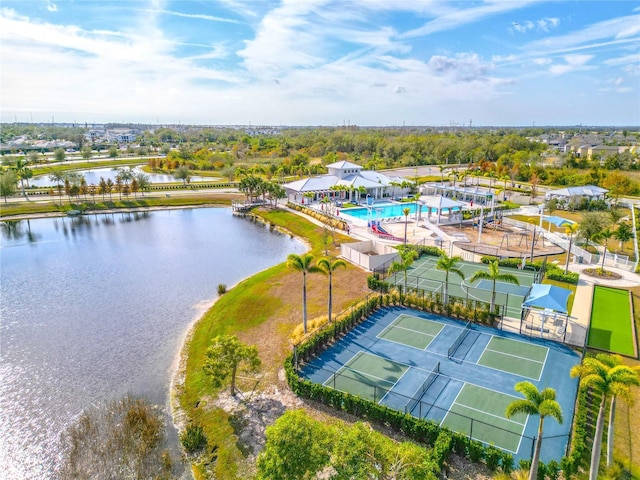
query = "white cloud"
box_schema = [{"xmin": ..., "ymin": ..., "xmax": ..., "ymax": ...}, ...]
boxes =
[
  {"xmin": 144, "ymin": 9, "xmax": 240, "ymax": 24},
  {"xmin": 428, "ymin": 53, "xmax": 493, "ymax": 82},
  {"xmin": 46, "ymin": 1, "xmax": 57, "ymax": 13},
  {"xmin": 549, "ymin": 54, "xmax": 594, "ymax": 75}
]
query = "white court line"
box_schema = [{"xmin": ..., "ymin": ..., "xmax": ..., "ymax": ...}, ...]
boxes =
[
  {"xmin": 484, "ymin": 348, "xmax": 545, "ymax": 365},
  {"xmin": 453, "ymin": 402, "xmax": 527, "ymax": 427}
]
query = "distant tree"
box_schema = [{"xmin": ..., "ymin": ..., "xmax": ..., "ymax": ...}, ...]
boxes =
[
  {"xmin": 202, "ymin": 334, "xmax": 261, "ymax": 396},
  {"xmin": 402, "ymin": 207, "xmax": 411, "ymax": 244},
  {"xmin": 10, "ymin": 157, "xmax": 30, "ymax": 197},
  {"xmin": 614, "ymin": 223, "xmax": 634, "ymax": 251},
  {"xmin": 506, "ymin": 382, "xmax": 563, "ymax": 480},
  {"xmin": 173, "ymin": 165, "xmax": 191, "ymax": 186},
  {"xmin": 595, "ymin": 228, "xmax": 615, "ymax": 271},
  {"xmin": 0, "ymin": 170, "xmax": 18, "ymax": 202},
  {"xmin": 469, "ymin": 260, "xmax": 519, "ymax": 314},
  {"xmin": 564, "ymin": 223, "xmax": 580, "ymax": 274},
  {"xmin": 134, "ymin": 172, "xmax": 150, "ymax": 196},
  {"xmin": 81, "ymin": 146, "xmax": 93, "ymax": 160},
  {"xmin": 108, "ymin": 145, "xmax": 119, "ymax": 158},
  {"xmin": 56, "ymin": 395, "xmax": 174, "ymax": 480},
  {"xmin": 54, "ymin": 148, "xmax": 66, "ymax": 162},
  {"xmin": 579, "ymin": 212, "xmax": 608, "ymax": 251}
]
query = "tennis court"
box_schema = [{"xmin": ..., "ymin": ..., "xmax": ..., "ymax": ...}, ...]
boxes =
[
  {"xmin": 477, "ymin": 336, "xmax": 548, "ymax": 381},
  {"xmin": 301, "ymin": 307, "xmax": 581, "ymax": 463},
  {"xmin": 442, "ymin": 384, "xmax": 528, "ymax": 453},
  {"xmin": 386, "ymin": 256, "xmax": 536, "ymax": 318},
  {"xmin": 376, "ymin": 314, "xmax": 444, "ymax": 349}
]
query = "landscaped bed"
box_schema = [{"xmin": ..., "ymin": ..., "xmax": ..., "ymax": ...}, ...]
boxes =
[{"xmin": 587, "ymin": 286, "xmax": 636, "ymax": 356}]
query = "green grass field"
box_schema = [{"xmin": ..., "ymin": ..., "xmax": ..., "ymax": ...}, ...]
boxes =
[{"xmin": 588, "ymin": 286, "xmax": 636, "ymax": 356}]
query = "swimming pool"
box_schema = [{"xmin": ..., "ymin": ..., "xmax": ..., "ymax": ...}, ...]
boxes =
[{"xmin": 341, "ymin": 202, "xmax": 418, "ymax": 221}]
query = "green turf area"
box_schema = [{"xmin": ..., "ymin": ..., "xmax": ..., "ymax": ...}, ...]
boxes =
[
  {"xmin": 442, "ymin": 384, "xmax": 527, "ymax": 453},
  {"xmin": 588, "ymin": 286, "xmax": 635, "ymax": 356},
  {"xmin": 478, "ymin": 337, "xmax": 547, "ymax": 380},
  {"xmin": 325, "ymin": 351, "xmax": 408, "ymax": 402}
]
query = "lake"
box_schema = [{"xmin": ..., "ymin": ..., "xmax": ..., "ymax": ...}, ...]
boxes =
[{"xmin": 0, "ymin": 208, "xmax": 306, "ymax": 479}]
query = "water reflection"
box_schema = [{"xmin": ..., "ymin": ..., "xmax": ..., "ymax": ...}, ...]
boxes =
[
  {"xmin": 0, "ymin": 220, "xmax": 40, "ymax": 243},
  {"xmin": 0, "ymin": 208, "xmax": 306, "ymax": 479}
]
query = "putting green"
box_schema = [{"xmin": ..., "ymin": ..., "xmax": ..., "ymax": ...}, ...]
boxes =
[{"xmin": 588, "ymin": 286, "xmax": 635, "ymax": 356}]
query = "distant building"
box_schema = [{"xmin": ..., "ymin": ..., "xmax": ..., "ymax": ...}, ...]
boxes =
[{"xmin": 545, "ymin": 185, "xmax": 608, "ymax": 202}]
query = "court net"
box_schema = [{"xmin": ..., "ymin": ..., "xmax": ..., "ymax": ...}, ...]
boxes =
[
  {"xmin": 405, "ymin": 361, "xmax": 440, "ymax": 414},
  {"xmin": 448, "ymin": 321, "xmax": 472, "ymax": 358}
]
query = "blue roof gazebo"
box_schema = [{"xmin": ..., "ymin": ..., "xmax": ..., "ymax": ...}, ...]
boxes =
[{"xmin": 520, "ymin": 283, "xmax": 573, "ymax": 340}]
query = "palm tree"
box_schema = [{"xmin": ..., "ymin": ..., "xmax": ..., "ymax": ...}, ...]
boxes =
[
  {"xmin": 564, "ymin": 223, "xmax": 580, "ymax": 274},
  {"xmin": 469, "ymin": 260, "xmax": 519, "ymax": 314},
  {"xmin": 11, "ymin": 157, "xmax": 30, "ymax": 197},
  {"xmin": 595, "ymin": 228, "xmax": 615, "ymax": 271},
  {"xmin": 570, "ymin": 354, "xmax": 640, "ymax": 478},
  {"xmin": 388, "ymin": 248, "xmax": 418, "ymax": 294},
  {"xmin": 506, "ymin": 382, "xmax": 563, "ymax": 480},
  {"xmin": 316, "ymin": 257, "xmax": 347, "ymax": 324},
  {"xmin": 402, "ymin": 207, "xmax": 411, "ymax": 245},
  {"xmin": 435, "ymin": 254, "xmax": 465, "ymax": 305},
  {"xmin": 49, "ymin": 171, "xmax": 66, "ymax": 205},
  {"xmin": 614, "ymin": 223, "xmax": 633, "ymax": 252},
  {"xmin": 287, "ymin": 253, "xmax": 320, "ymax": 334}
]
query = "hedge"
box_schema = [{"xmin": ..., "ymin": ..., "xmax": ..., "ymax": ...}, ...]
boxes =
[{"xmin": 287, "ymin": 202, "xmax": 349, "ymax": 231}]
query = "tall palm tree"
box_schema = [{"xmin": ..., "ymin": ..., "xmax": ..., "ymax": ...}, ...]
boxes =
[
  {"xmin": 388, "ymin": 248, "xmax": 418, "ymax": 294},
  {"xmin": 11, "ymin": 157, "xmax": 30, "ymax": 197},
  {"xmin": 287, "ymin": 253, "xmax": 320, "ymax": 334},
  {"xmin": 402, "ymin": 207, "xmax": 411, "ymax": 245},
  {"xmin": 564, "ymin": 223, "xmax": 580, "ymax": 274},
  {"xmin": 570, "ymin": 354, "xmax": 640, "ymax": 478},
  {"xmin": 316, "ymin": 257, "xmax": 347, "ymax": 324},
  {"xmin": 49, "ymin": 171, "xmax": 66, "ymax": 205},
  {"xmin": 595, "ymin": 228, "xmax": 615, "ymax": 271},
  {"xmin": 613, "ymin": 223, "xmax": 633, "ymax": 252},
  {"xmin": 469, "ymin": 260, "xmax": 519, "ymax": 314},
  {"xmin": 435, "ymin": 254, "xmax": 465, "ymax": 305},
  {"xmin": 506, "ymin": 381, "xmax": 563, "ymax": 480}
]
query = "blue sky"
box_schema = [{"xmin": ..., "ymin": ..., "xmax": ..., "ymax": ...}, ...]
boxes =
[{"xmin": 1, "ymin": 0, "xmax": 638, "ymax": 126}]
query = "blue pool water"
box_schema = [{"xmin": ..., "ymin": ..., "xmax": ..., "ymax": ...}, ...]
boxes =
[{"xmin": 341, "ymin": 202, "xmax": 418, "ymax": 221}]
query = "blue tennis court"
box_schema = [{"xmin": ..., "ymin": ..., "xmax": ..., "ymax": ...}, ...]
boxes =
[{"xmin": 300, "ymin": 307, "xmax": 581, "ymax": 463}]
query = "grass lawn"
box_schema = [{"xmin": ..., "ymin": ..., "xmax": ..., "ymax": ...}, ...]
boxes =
[
  {"xmin": 588, "ymin": 286, "xmax": 636, "ymax": 356},
  {"xmin": 177, "ymin": 207, "xmax": 371, "ymax": 479}
]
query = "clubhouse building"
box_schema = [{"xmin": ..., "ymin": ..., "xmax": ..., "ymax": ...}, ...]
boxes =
[{"xmin": 283, "ymin": 161, "xmax": 409, "ymax": 203}]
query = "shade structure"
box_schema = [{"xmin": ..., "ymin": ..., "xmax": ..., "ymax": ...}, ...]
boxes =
[{"xmin": 522, "ymin": 283, "xmax": 572, "ymax": 314}]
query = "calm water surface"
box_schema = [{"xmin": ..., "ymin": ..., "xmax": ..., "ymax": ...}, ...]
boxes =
[{"xmin": 0, "ymin": 208, "xmax": 305, "ymax": 479}]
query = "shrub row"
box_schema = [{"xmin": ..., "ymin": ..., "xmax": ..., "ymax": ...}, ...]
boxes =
[
  {"xmin": 287, "ymin": 202, "xmax": 348, "ymax": 231},
  {"xmin": 480, "ymin": 255, "xmax": 579, "ymax": 285}
]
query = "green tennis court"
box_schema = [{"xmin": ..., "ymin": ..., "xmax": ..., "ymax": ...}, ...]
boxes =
[
  {"xmin": 478, "ymin": 336, "xmax": 548, "ymax": 380},
  {"xmin": 442, "ymin": 384, "xmax": 528, "ymax": 453},
  {"xmin": 588, "ymin": 286, "xmax": 635, "ymax": 356},
  {"xmin": 377, "ymin": 314, "xmax": 444, "ymax": 349},
  {"xmin": 323, "ymin": 351, "xmax": 407, "ymax": 402},
  {"xmin": 389, "ymin": 256, "xmax": 536, "ymax": 318}
]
